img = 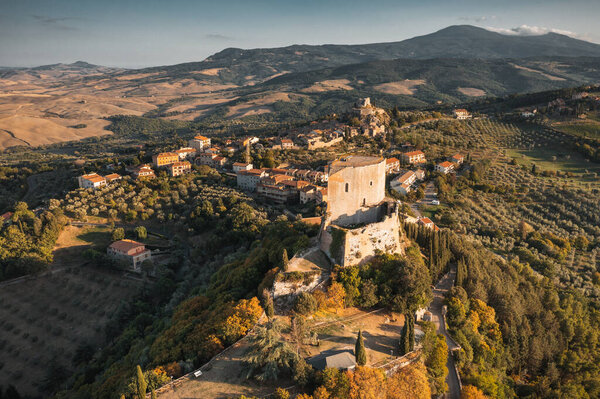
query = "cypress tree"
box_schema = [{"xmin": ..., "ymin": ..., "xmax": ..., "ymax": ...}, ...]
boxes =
[
  {"xmin": 399, "ymin": 321, "xmax": 410, "ymax": 355},
  {"xmin": 408, "ymin": 314, "xmax": 415, "ymax": 351},
  {"xmin": 265, "ymin": 296, "xmax": 274, "ymax": 319},
  {"xmin": 135, "ymin": 365, "xmax": 147, "ymax": 399},
  {"xmin": 151, "ymin": 388, "xmax": 157, "ymax": 399},
  {"xmin": 282, "ymin": 248, "xmax": 289, "ymax": 271},
  {"xmin": 355, "ymin": 330, "xmax": 367, "ymax": 365}
]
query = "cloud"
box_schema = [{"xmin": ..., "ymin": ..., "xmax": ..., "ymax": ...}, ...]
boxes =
[
  {"xmin": 486, "ymin": 24, "xmax": 579, "ymax": 38},
  {"xmin": 204, "ymin": 33, "xmax": 235, "ymax": 41},
  {"xmin": 31, "ymin": 15, "xmax": 83, "ymax": 31},
  {"xmin": 458, "ymin": 15, "xmax": 497, "ymax": 23}
]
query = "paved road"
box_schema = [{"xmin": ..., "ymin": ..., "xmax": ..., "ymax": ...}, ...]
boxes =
[
  {"xmin": 429, "ymin": 265, "xmax": 461, "ymax": 399},
  {"xmin": 410, "ymin": 181, "xmax": 437, "ymax": 218}
]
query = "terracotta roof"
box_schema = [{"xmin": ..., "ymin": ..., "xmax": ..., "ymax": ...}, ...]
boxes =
[
  {"xmin": 452, "ymin": 154, "xmax": 464, "ymax": 159},
  {"xmin": 300, "ymin": 185, "xmax": 317, "ymax": 193},
  {"xmin": 386, "ymin": 157, "xmax": 399, "ymax": 164},
  {"xmin": 104, "ymin": 173, "xmax": 121, "ymax": 180},
  {"xmin": 82, "ymin": 173, "xmax": 106, "ymax": 183},
  {"xmin": 268, "ymin": 168, "xmax": 289, "ymax": 175},
  {"xmin": 193, "ymin": 135, "xmax": 210, "ymax": 141},
  {"xmin": 403, "ymin": 150, "xmax": 424, "ymax": 157},
  {"xmin": 213, "ymin": 156, "xmax": 226, "ymax": 161},
  {"xmin": 454, "ymin": 109, "xmax": 469, "ymax": 113},
  {"xmin": 438, "ymin": 161, "xmax": 454, "ymax": 168},
  {"xmin": 282, "ymin": 180, "xmax": 310, "ymax": 188},
  {"xmin": 156, "ymin": 152, "xmax": 178, "ymax": 158},
  {"xmin": 171, "ymin": 161, "xmax": 191, "ymax": 168},
  {"xmin": 233, "ymin": 162, "xmax": 251, "ymax": 167},
  {"xmin": 397, "ymin": 171, "xmax": 416, "ymax": 184},
  {"xmin": 239, "ymin": 169, "xmax": 264, "ymax": 176},
  {"xmin": 419, "ymin": 217, "xmax": 434, "ymax": 225},
  {"xmin": 109, "ymin": 239, "xmax": 147, "ymax": 254}
]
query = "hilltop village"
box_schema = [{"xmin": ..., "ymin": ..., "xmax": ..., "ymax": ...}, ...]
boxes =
[{"xmin": 75, "ymin": 99, "xmax": 467, "ymax": 271}]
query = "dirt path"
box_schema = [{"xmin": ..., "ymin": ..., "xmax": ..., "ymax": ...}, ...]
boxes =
[{"xmin": 428, "ymin": 265, "xmax": 461, "ymax": 399}]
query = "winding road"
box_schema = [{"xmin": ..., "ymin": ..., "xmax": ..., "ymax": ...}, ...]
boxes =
[{"xmin": 429, "ymin": 265, "xmax": 461, "ymax": 399}]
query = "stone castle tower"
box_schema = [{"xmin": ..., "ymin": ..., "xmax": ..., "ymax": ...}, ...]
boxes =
[{"xmin": 320, "ymin": 155, "xmax": 404, "ymax": 266}]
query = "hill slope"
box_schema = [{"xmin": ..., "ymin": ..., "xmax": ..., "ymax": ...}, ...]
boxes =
[{"xmin": 145, "ymin": 25, "xmax": 600, "ymax": 85}]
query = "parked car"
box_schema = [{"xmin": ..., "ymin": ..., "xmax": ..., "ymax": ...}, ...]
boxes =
[{"xmin": 431, "ymin": 199, "xmax": 440, "ymax": 205}]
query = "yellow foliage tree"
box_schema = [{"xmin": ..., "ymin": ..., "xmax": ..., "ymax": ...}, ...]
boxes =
[
  {"xmin": 346, "ymin": 366, "xmax": 386, "ymax": 399},
  {"xmin": 326, "ymin": 282, "xmax": 346, "ymax": 312},
  {"xmin": 461, "ymin": 385, "xmax": 488, "ymax": 399},
  {"xmin": 313, "ymin": 386, "xmax": 331, "ymax": 399},
  {"xmin": 386, "ymin": 362, "xmax": 431, "ymax": 399},
  {"xmin": 222, "ymin": 297, "xmax": 263, "ymax": 343}
]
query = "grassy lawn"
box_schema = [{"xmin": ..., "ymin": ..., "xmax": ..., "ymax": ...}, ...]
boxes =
[
  {"xmin": 76, "ymin": 227, "xmax": 112, "ymax": 249},
  {"xmin": 506, "ymin": 147, "xmax": 600, "ymax": 184},
  {"xmin": 553, "ymin": 120, "xmax": 600, "ymax": 139},
  {"xmin": 419, "ymin": 204, "xmax": 446, "ymax": 220}
]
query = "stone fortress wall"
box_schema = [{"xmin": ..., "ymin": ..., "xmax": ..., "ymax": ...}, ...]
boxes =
[
  {"xmin": 327, "ymin": 156, "xmax": 386, "ymax": 227},
  {"xmin": 320, "ymin": 155, "xmax": 404, "ymax": 267}
]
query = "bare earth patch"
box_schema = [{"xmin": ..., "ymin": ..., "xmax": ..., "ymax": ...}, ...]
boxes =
[
  {"xmin": 191, "ymin": 67, "xmax": 226, "ymax": 76},
  {"xmin": 373, "ymin": 80, "xmax": 426, "ymax": 95},
  {"xmin": 511, "ymin": 63, "xmax": 566, "ymax": 81},
  {"xmin": 301, "ymin": 79, "xmax": 354, "ymax": 93},
  {"xmin": 226, "ymin": 92, "xmax": 299, "ymax": 118},
  {"xmin": 457, "ymin": 87, "xmax": 486, "ymax": 97}
]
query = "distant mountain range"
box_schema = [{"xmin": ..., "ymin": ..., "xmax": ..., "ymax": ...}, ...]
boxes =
[{"xmin": 139, "ymin": 25, "xmax": 600, "ymax": 85}]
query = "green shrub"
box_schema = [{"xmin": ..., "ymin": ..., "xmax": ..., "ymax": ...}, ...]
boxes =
[{"xmin": 294, "ymin": 292, "xmax": 317, "ymax": 315}]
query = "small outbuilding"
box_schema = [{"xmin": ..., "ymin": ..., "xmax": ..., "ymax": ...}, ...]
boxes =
[{"xmin": 308, "ymin": 350, "xmax": 357, "ymax": 371}]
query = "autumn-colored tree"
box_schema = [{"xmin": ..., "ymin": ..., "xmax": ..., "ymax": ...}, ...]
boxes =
[
  {"xmin": 346, "ymin": 366, "xmax": 386, "ymax": 399},
  {"xmin": 273, "ymin": 387, "xmax": 290, "ymax": 399},
  {"xmin": 221, "ymin": 297, "xmax": 263, "ymax": 344},
  {"xmin": 135, "ymin": 365, "xmax": 147, "ymax": 399},
  {"xmin": 198, "ymin": 334, "xmax": 225, "ymax": 359},
  {"xmin": 386, "ymin": 362, "xmax": 431, "ymax": 399},
  {"xmin": 313, "ymin": 386, "xmax": 330, "ymax": 399},
  {"xmin": 320, "ymin": 367, "xmax": 350, "ymax": 398},
  {"xmin": 461, "ymin": 385, "xmax": 488, "ymax": 399},
  {"xmin": 163, "ymin": 361, "xmax": 182, "ymax": 378},
  {"xmin": 425, "ymin": 334, "xmax": 448, "ymax": 395},
  {"xmin": 355, "ymin": 330, "xmax": 367, "ymax": 366},
  {"xmin": 313, "ymin": 290, "xmax": 328, "ymax": 310},
  {"xmin": 326, "ymin": 282, "xmax": 346, "ymax": 313}
]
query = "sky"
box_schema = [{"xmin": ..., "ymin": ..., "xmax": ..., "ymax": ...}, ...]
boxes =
[{"xmin": 1, "ymin": 0, "xmax": 600, "ymax": 68}]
